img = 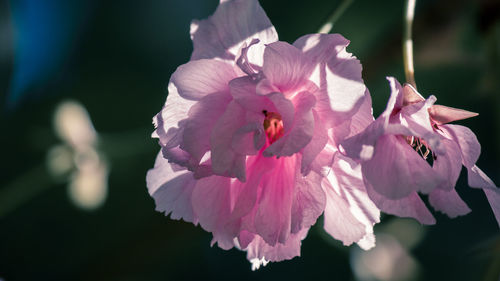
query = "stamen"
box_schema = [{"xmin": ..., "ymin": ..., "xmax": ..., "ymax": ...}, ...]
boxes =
[
  {"xmin": 405, "ymin": 135, "xmax": 434, "ymax": 164},
  {"xmin": 263, "ymin": 110, "xmax": 284, "ymax": 144}
]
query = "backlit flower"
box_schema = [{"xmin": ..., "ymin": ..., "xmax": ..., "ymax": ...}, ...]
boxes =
[
  {"xmin": 147, "ymin": 0, "xmax": 379, "ymax": 268},
  {"xmin": 342, "ymin": 77, "xmax": 500, "ymax": 226}
]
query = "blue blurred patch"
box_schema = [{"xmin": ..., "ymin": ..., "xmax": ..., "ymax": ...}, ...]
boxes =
[{"xmin": 7, "ymin": 0, "xmax": 90, "ymax": 109}]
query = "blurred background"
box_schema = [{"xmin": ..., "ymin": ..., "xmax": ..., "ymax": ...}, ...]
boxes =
[{"xmin": 0, "ymin": 0, "xmax": 499, "ymax": 280}]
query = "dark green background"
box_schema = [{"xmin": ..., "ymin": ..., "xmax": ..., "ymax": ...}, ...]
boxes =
[{"xmin": 0, "ymin": 0, "xmax": 499, "ymax": 280}]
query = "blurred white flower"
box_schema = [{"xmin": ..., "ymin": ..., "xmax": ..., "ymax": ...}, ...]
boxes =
[{"xmin": 48, "ymin": 100, "xmax": 108, "ymax": 210}]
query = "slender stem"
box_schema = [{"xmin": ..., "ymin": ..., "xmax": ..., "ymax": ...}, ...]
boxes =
[
  {"xmin": 318, "ymin": 0, "xmax": 354, "ymax": 34},
  {"xmin": 403, "ymin": 0, "xmax": 417, "ymax": 88}
]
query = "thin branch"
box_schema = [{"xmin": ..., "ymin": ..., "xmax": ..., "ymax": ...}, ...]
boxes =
[
  {"xmin": 403, "ymin": 0, "xmax": 417, "ymax": 88},
  {"xmin": 318, "ymin": 0, "xmax": 354, "ymax": 34}
]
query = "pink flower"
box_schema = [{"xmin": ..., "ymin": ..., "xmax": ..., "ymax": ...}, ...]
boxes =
[
  {"xmin": 342, "ymin": 77, "xmax": 500, "ymax": 226},
  {"xmin": 147, "ymin": 0, "xmax": 379, "ymax": 268}
]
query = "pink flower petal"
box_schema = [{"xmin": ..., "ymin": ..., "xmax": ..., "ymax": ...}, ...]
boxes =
[
  {"xmin": 396, "ymin": 94, "xmax": 444, "ymax": 155},
  {"xmin": 322, "ymin": 153, "xmax": 380, "ymax": 249},
  {"xmin": 170, "ymin": 59, "xmax": 237, "ymax": 100},
  {"xmin": 210, "ymin": 101, "xmax": 248, "ymax": 181},
  {"xmin": 341, "ymin": 77, "xmax": 401, "ymax": 161},
  {"xmin": 190, "ymin": 0, "xmax": 278, "ymax": 61},
  {"xmin": 402, "ymin": 83, "xmax": 424, "ymax": 106},
  {"xmin": 191, "ymin": 175, "xmax": 237, "ymax": 250},
  {"xmin": 440, "ymin": 124, "xmax": 480, "ymax": 169},
  {"xmin": 362, "ymin": 134, "xmax": 440, "ymax": 199},
  {"xmin": 293, "ymin": 33, "xmax": 350, "ymax": 65},
  {"xmin": 265, "ymin": 92, "xmax": 295, "ymax": 134},
  {"xmin": 468, "ymin": 165, "xmax": 496, "ymax": 189},
  {"xmin": 262, "ymin": 41, "xmax": 315, "ymax": 95},
  {"xmin": 146, "ymin": 153, "xmax": 198, "ymax": 223},
  {"xmin": 346, "ymin": 89, "xmax": 375, "ymax": 138},
  {"xmin": 431, "ymin": 138, "xmax": 462, "ymax": 191},
  {"xmin": 228, "ymin": 153, "xmax": 275, "ymax": 228},
  {"xmin": 231, "ymin": 122, "xmax": 266, "ymax": 155},
  {"xmin": 229, "ymin": 76, "xmax": 277, "ymax": 114},
  {"xmin": 181, "ymin": 92, "xmax": 232, "ymax": 167},
  {"xmin": 236, "ymin": 38, "xmax": 262, "ymax": 77},
  {"xmin": 398, "ymin": 95, "xmax": 436, "ymax": 137},
  {"xmin": 254, "ymin": 156, "xmax": 296, "ymax": 245},
  {"xmin": 242, "ymin": 228, "xmax": 309, "ymax": 269},
  {"xmin": 466, "ymin": 165, "xmax": 500, "ymax": 227},
  {"xmin": 320, "ymin": 51, "xmax": 366, "ymax": 120},
  {"xmin": 290, "ymin": 161, "xmax": 326, "ymax": 233},
  {"xmin": 365, "ymin": 180, "xmax": 436, "ymax": 225},
  {"xmin": 429, "ymin": 104, "xmax": 478, "ymax": 125},
  {"xmin": 300, "ymin": 110, "xmax": 328, "ymax": 175},
  {"xmin": 294, "ymin": 34, "xmax": 366, "ymax": 123},
  {"xmin": 428, "ymin": 188, "xmax": 471, "ymax": 218},
  {"xmin": 153, "ymin": 83, "xmax": 195, "ymax": 148},
  {"xmin": 483, "ymin": 188, "xmax": 500, "ymax": 228},
  {"xmin": 293, "ymin": 34, "xmax": 367, "ymax": 125},
  {"xmin": 161, "ymin": 146, "xmax": 190, "ymax": 168},
  {"xmin": 264, "ymin": 91, "xmax": 316, "ymax": 157}
]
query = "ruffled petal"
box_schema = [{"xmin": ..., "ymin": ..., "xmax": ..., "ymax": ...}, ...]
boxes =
[
  {"xmin": 153, "ymin": 83, "xmax": 195, "ymax": 147},
  {"xmin": 428, "ymin": 188, "xmax": 471, "ymax": 218},
  {"xmin": 322, "ymin": 153, "xmax": 380, "ymax": 249},
  {"xmin": 146, "ymin": 152, "xmax": 198, "ymax": 223},
  {"xmin": 170, "ymin": 59, "xmax": 237, "ymax": 100},
  {"xmin": 190, "ymin": 0, "xmax": 278, "ymax": 61},
  {"xmin": 294, "ymin": 34, "xmax": 366, "ymax": 125},
  {"xmin": 242, "ymin": 228, "xmax": 309, "ymax": 270}
]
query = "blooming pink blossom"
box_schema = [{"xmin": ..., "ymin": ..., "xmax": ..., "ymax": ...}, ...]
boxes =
[
  {"xmin": 147, "ymin": 0, "xmax": 379, "ymax": 268},
  {"xmin": 342, "ymin": 77, "xmax": 500, "ymax": 226}
]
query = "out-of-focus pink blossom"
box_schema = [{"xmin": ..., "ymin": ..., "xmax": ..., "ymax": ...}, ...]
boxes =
[
  {"xmin": 342, "ymin": 77, "xmax": 500, "ymax": 226},
  {"xmin": 147, "ymin": 0, "xmax": 379, "ymax": 268}
]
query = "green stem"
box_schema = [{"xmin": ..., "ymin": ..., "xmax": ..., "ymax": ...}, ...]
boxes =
[
  {"xmin": 318, "ymin": 0, "xmax": 354, "ymax": 34},
  {"xmin": 403, "ymin": 0, "xmax": 417, "ymax": 88}
]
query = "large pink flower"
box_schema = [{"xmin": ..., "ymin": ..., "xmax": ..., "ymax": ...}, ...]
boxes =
[
  {"xmin": 342, "ymin": 77, "xmax": 500, "ymax": 226},
  {"xmin": 146, "ymin": 0, "xmax": 379, "ymax": 268}
]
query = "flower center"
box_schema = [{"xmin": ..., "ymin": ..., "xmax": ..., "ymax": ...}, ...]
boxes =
[
  {"xmin": 406, "ymin": 136, "xmax": 436, "ymax": 165},
  {"xmin": 263, "ymin": 110, "xmax": 284, "ymax": 144}
]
